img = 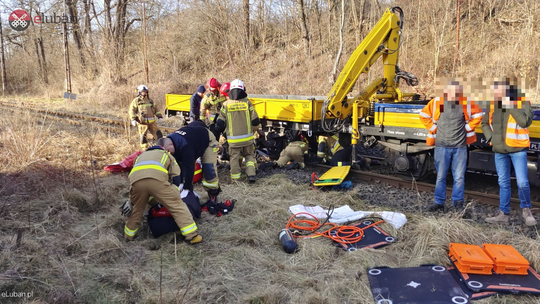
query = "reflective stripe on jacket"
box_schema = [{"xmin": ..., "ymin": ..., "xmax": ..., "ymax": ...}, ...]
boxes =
[
  {"xmin": 217, "ymin": 98, "xmax": 259, "ymax": 148},
  {"xmin": 317, "ymin": 135, "xmax": 342, "ymax": 160},
  {"xmin": 130, "ymin": 96, "xmax": 162, "ymax": 124},
  {"xmin": 488, "ymin": 112, "xmax": 530, "ymax": 148},
  {"xmin": 419, "ymin": 97, "xmax": 483, "ymax": 146},
  {"xmin": 129, "ymin": 148, "xmax": 180, "ymax": 184},
  {"xmin": 200, "ymin": 92, "xmax": 224, "ymax": 121},
  {"xmin": 288, "ymin": 141, "xmax": 309, "ymax": 154}
]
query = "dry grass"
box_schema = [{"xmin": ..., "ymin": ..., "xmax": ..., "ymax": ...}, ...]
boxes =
[{"xmin": 1, "ymin": 108, "xmax": 540, "ymax": 303}]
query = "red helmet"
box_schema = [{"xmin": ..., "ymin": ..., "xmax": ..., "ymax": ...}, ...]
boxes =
[
  {"xmin": 206, "ymin": 78, "xmax": 220, "ymax": 92},
  {"xmin": 220, "ymin": 82, "xmax": 231, "ymax": 98}
]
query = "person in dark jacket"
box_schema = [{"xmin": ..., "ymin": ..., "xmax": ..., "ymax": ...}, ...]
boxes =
[
  {"xmin": 190, "ymin": 85, "xmax": 206, "ymax": 122},
  {"xmin": 161, "ymin": 120, "xmax": 221, "ymax": 204},
  {"xmin": 482, "ymin": 80, "xmax": 536, "ymax": 226}
]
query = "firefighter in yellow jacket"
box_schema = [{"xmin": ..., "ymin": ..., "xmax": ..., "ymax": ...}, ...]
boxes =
[
  {"xmin": 129, "ymin": 85, "xmax": 163, "ymax": 149},
  {"xmin": 200, "ymin": 78, "xmax": 225, "ymax": 140},
  {"xmin": 259, "ymin": 134, "xmax": 310, "ymax": 170},
  {"xmin": 316, "ymin": 134, "xmax": 353, "ymax": 166},
  {"xmin": 215, "ymin": 79, "xmax": 260, "ymax": 183},
  {"xmin": 121, "ymin": 140, "xmax": 202, "ymax": 244}
]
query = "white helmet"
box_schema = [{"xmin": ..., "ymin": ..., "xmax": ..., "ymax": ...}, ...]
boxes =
[
  {"xmin": 230, "ymin": 79, "xmax": 245, "ymax": 91},
  {"xmin": 136, "ymin": 84, "xmax": 148, "ymax": 95}
]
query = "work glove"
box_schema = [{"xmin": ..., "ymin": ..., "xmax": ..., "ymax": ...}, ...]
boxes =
[
  {"xmin": 158, "ymin": 118, "xmax": 163, "ymax": 123},
  {"xmin": 178, "ymin": 183, "xmax": 184, "ymax": 192},
  {"xmin": 120, "ymin": 200, "xmax": 133, "ymax": 217},
  {"xmin": 131, "ymin": 120, "xmax": 137, "ymax": 127}
]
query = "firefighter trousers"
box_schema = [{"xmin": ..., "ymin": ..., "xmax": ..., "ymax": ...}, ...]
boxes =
[
  {"xmin": 138, "ymin": 122, "xmax": 163, "ymax": 148},
  {"xmin": 126, "ymin": 178, "xmax": 198, "ymax": 240},
  {"xmin": 201, "ymin": 129, "xmax": 220, "ymax": 191},
  {"xmin": 276, "ymin": 146, "xmax": 304, "ymax": 167},
  {"xmin": 229, "ymin": 144, "xmax": 256, "ymax": 179}
]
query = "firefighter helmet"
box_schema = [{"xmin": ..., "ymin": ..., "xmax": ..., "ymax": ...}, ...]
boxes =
[
  {"xmin": 136, "ymin": 84, "xmax": 148, "ymax": 95},
  {"xmin": 220, "ymin": 82, "xmax": 231, "ymax": 98},
  {"xmin": 230, "ymin": 79, "xmax": 245, "ymax": 91},
  {"xmin": 206, "ymin": 78, "xmax": 220, "ymax": 92}
]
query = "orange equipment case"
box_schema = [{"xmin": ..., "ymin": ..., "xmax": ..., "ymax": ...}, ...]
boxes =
[
  {"xmin": 449, "ymin": 243, "xmax": 494, "ymax": 275},
  {"xmin": 482, "ymin": 244, "xmax": 530, "ymax": 275}
]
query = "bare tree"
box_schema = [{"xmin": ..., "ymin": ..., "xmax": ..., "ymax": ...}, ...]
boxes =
[
  {"xmin": 243, "ymin": 0, "xmax": 250, "ymax": 47},
  {"xmin": 297, "ymin": 0, "xmax": 310, "ymax": 57},
  {"xmin": 331, "ymin": 0, "xmax": 345, "ymax": 82},
  {"xmin": 66, "ymin": 0, "xmax": 87, "ymax": 71},
  {"xmin": 0, "ymin": 16, "xmax": 6, "ymax": 95}
]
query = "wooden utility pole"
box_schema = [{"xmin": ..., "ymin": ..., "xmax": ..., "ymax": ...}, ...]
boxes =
[
  {"xmin": 142, "ymin": 0, "xmax": 149, "ymax": 84},
  {"xmin": 0, "ymin": 16, "xmax": 7, "ymax": 97},
  {"xmin": 63, "ymin": 0, "xmax": 72, "ymax": 99},
  {"xmin": 453, "ymin": 0, "xmax": 462, "ymax": 77}
]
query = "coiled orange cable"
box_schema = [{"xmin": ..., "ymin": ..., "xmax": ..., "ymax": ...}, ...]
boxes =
[{"xmin": 285, "ymin": 212, "xmax": 385, "ymax": 245}]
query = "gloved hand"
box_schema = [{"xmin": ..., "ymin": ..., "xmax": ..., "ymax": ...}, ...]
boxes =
[
  {"xmin": 120, "ymin": 200, "xmax": 133, "ymax": 217},
  {"xmin": 131, "ymin": 120, "xmax": 137, "ymax": 127},
  {"xmin": 181, "ymin": 189, "xmax": 189, "ymax": 199},
  {"xmin": 158, "ymin": 118, "xmax": 163, "ymax": 123},
  {"xmin": 178, "ymin": 183, "xmax": 184, "ymax": 192}
]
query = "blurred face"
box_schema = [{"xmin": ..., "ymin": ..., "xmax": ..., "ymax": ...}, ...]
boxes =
[
  {"xmin": 443, "ymin": 84, "xmax": 463, "ymax": 102},
  {"xmin": 492, "ymin": 83, "xmax": 509, "ymax": 103},
  {"xmin": 140, "ymin": 90, "xmax": 148, "ymax": 97},
  {"xmin": 197, "ymin": 92, "xmax": 204, "ymax": 97}
]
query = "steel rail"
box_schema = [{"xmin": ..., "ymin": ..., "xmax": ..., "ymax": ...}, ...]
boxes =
[{"xmin": 316, "ymin": 164, "xmax": 540, "ymax": 209}]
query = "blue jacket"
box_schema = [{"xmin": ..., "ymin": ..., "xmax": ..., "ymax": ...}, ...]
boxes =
[
  {"xmin": 167, "ymin": 121, "xmax": 210, "ymax": 191},
  {"xmin": 190, "ymin": 93, "xmax": 202, "ymax": 119}
]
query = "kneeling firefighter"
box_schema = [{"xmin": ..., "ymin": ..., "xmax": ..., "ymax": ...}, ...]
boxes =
[
  {"xmin": 317, "ymin": 134, "xmax": 352, "ymax": 166},
  {"xmin": 129, "ymin": 85, "xmax": 163, "ymax": 149},
  {"xmin": 121, "ymin": 143, "xmax": 202, "ymax": 244},
  {"xmin": 259, "ymin": 134, "xmax": 310, "ymax": 170},
  {"xmin": 161, "ymin": 120, "xmax": 221, "ymax": 204}
]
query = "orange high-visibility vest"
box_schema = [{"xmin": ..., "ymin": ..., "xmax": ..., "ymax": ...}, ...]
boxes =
[
  {"xmin": 419, "ymin": 97, "xmax": 483, "ymax": 146},
  {"xmin": 488, "ymin": 112, "xmax": 530, "ymax": 148}
]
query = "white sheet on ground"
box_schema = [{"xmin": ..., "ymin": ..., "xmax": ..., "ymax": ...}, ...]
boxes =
[{"xmin": 288, "ymin": 204, "xmax": 407, "ymax": 229}]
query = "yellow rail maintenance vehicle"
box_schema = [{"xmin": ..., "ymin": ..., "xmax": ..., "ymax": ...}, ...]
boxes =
[{"xmin": 166, "ymin": 6, "xmax": 540, "ymax": 186}]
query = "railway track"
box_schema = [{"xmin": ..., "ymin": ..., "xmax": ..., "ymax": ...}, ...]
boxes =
[
  {"xmin": 0, "ymin": 102, "xmax": 179, "ymax": 134},
  {"xmin": 4, "ymin": 102, "xmax": 539, "ymax": 211},
  {"xmin": 316, "ymin": 164, "xmax": 540, "ymax": 210}
]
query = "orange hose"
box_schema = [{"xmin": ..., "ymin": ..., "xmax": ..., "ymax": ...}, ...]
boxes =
[{"xmin": 285, "ymin": 212, "xmax": 385, "ymax": 245}]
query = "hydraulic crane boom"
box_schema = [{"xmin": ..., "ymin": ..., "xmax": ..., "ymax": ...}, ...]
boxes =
[
  {"xmin": 321, "ymin": 7, "xmax": 418, "ymax": 161},
  {"xmin": 321, "ymin": 6, "xmax": 418, "ymax": 164}
]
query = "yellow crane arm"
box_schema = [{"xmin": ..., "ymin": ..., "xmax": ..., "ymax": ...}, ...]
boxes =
[{"xmin": 322, "ymin": 7, "xmax": 404, "ymax": 124}]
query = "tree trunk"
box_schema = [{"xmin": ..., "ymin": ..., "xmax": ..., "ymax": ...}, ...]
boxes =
[
  {"xmin": 297, "ymin": 0, "xmax": 311, "ymax": 57},
  {"xmin": 83, "ymin": 0, "xmax": 98, "ymax": 76},
  {"xmin": 0, "ymin": 17, "xmax": 7, "ymax": 95},
  {"xmin": 331, "ymin": 0, "xmax": 346, "ymax": 82},
  {"xmin": 243, "ymin": 0, "xmax": 250, "ymax": 48},
  {"xmin": 66, "ymin": 0, "xmax": 87, "ymax": 71},
  {"xmin": 242, "ymin": 0, "xmax": 251, "ymax": 49},
  {"xmin": 38, "ymin": 37, "xmax": 48, "ymax": 84}
]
